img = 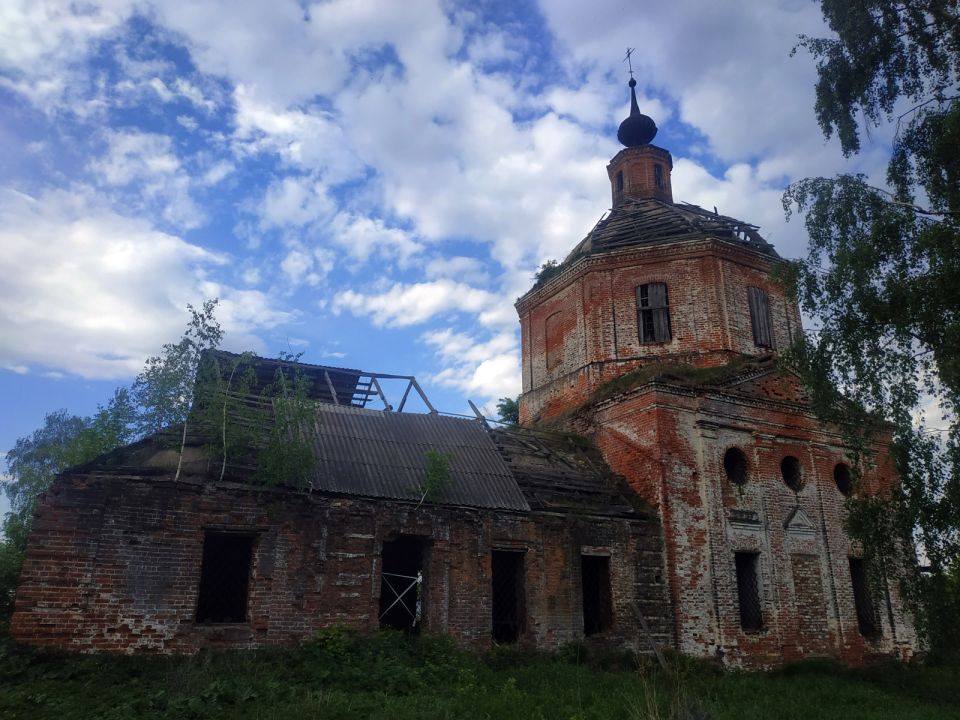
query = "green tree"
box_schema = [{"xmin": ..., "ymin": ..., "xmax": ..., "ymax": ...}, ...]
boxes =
[
  {"xmin": 1, "ymin": 391, "xmax": 136, "ymax": 619},
  {"xmin": 788, "ymin": 0, "xmax": 960, "ymax": 658},
  {"xmin": 496, "ymin": 396, "xmax": 520, "ymax": 425}
]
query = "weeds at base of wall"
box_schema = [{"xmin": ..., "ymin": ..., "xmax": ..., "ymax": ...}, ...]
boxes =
[{"xmin": 0, "ymin": 629, "xmax": 958, "ymax": 720}]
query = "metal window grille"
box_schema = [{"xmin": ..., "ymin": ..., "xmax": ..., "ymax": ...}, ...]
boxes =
[
  {"xmin": 637, "ymin": 283, "xmax": 671, "ymax": 343},
  {"xmin": 735, "ymin": 552, "xmax": 763, "ymax": 631}
]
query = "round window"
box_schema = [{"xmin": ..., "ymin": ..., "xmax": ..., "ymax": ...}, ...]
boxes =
[
  {"xmin": 723, "ymin": 447, "xmax": 748, "ymax": 485},
  {"xmin": 834, "ymin": 462, "xmax": 853, "ymax": 496},
  {"xmin": 780, "ymin": 456, "xmax": 802, "ymax": 492}
]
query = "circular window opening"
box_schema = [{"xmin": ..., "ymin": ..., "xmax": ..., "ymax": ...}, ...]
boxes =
[
  {"xmin": 834, "ymin": 463, "xmax": 853, "ymax": 496},
  {"xmin": 723, "ymin": 447, "xmax": 748, "ymax": 485},
  {"xmin": 780, "ymin": 456, "xmax": 803, "ymax": 492}
]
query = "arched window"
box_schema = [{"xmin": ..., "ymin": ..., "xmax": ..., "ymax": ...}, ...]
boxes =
[
  {"xmin": 654, "ymin": 163, "xmax": 664, "ymax": 189},
  {"xmin": 780, "ymin": 455, "xmax": 802, "ymax": 492},
  {"xmin": 834, "ymin": 462, "xmax": 853, "ymax": 496},
  {"xmin": 723, "ymin": 447, "xmax": 748, "ymax": 485}
]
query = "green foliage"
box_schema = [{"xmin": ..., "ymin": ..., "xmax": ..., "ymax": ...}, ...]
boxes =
[
  {"xmin": 0, "ymin": 633, "xmax": 958, "ymax": 719},
  {"xmin": 788, "ymin": 0, "xmax": 960, "ymax": 657},
  {"xmin": 496, "ymin": 396, "xmax": 520, "ymax": 425},
  {"xmin": 794, "ymin": 0, "xmax": 960, "ymax": 157},
  {"xmin": 132, "ymin": 299, "xmax": 224, "ymax": 436},
  {"xmin": 255, "ymin": 353, "xmax": 316, "ymax": 490},
  {"xmin": 1, "ymin": 391, "xmax": 137, "ymax": 621},
  {"xmin": 419, "ymin": 449, "xmax": 453, "ymax": 504}
]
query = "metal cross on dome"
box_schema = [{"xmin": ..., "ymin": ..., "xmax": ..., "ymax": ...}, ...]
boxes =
[{"xmin": 623, "ymin": 47, "xmax": 635, "ymax": 79}]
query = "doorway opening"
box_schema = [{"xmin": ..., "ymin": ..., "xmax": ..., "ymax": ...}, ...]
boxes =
[
  {"xmin": 379, "ymin": 535, "xmax": 427, "ymax": 632},
  {"xmin": 581, "ymin": 554, "xmax": 613, "ymax": 635},
  {"xmin": 491, "ymin": 550, "xmax": 525, "ymax": 642}
]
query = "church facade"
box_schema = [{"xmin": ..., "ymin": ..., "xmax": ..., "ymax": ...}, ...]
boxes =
[
  {"xmin": 9, "ymin": 80, "xmax": 918, "ymax": 668},
  {"xmin": 515, "ymin": 78, "xmax": 917, "ymax": 665}
]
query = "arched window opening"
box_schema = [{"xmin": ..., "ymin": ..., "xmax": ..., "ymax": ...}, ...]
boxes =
[
  {"xmin": 780, "ymin": 455, "xmax": 803, "ymax": 492},
  {"xmin": 834, "ymin": 462, "xmax": 853, "ymax": 496},
  {"xmin": 654, "ymin": 163, "xmax": 664, "ymax": 189},
  {"xmin": 723, "ymin": 447, "xmax": 748, "ymax": 485}
]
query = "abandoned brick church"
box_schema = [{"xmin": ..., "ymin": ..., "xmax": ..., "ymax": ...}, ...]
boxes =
[{"xmin": 11, "ymin": 79, "xmax": 917, "ymax": 667}]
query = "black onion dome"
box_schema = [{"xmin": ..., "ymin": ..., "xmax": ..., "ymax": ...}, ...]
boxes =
[{"xmin": 617, "ymin": 78, "xmax": 657, "ymax": 147}]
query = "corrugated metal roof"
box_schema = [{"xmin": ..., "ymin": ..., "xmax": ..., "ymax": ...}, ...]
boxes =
[
  {"xmin": 309, "ymin": 404, "xmax": 530, "ymax": 511},
  {"xmin": 566, "ymin": 197, "xmax": 778, "ymax": 261}
]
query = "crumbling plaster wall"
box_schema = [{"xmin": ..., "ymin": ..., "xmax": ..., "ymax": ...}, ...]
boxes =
[{"xmin": 11, "ymin": 473, "xmax": 672, "ymax": 654}]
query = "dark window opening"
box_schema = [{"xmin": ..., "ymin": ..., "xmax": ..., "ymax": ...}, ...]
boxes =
[
  {"xmin": 637, "ymin": 283, "xmax": 671, "ymax": 343},
  {"xmin": 491, "ymin": 550, "xmax": 526, "ymax": 643},
  {"xmin": 849, "ymin": 558, "xmax": 880, "ymax": 638},
  {"xmin": 834, "ymin": 463, "xmax": 854, "ymax": 496},
  {"xmin": 654, "ymin": 163, "xmax": 664, "ymax": 189},
  {"xmin": 735, "ymin": 552, "xmax": 763, "ymax": 631},
  {"xmin": 379, "ymin": 535, "xmax": 427, "ymax": 633},
  {"xmin": 196, "ymin": 532, "xmax": 254, "ymax": 624},
  {"xmin": 616, "ymin": 170, "xmax": 624, "ymax": 192},
  {"xmin": 781, "ymin": 455, "xmax": 803, "ymax": 492},
  {"xmin": 724, "ymin": 447, "xmax": 748, "ymax": 485},
  {"xmin": 748, "ymin": 287, "xmax": 774, "ymax": 348},
  {"xmin": 581, "ymin": 554, "xmax": 613, "ymax": 635}
]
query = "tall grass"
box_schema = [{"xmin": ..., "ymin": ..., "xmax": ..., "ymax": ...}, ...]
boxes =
[{"xmin": 0, "ymin": 629, "xmax": 956, "ymax": 720}]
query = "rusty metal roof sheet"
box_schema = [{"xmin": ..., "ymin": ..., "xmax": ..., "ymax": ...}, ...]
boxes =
[
  {"xmin": 567, "ymin": 197, "xmax": 778, "ymax": 260},
  {"xmin": 309, "ymin": 404, "xmax": 531, "ymax": 511}
]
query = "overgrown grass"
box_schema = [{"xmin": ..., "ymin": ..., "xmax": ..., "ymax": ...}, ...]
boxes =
[{"xmin": 0, "ymin": 629, "xmax": 957, "ymax": 720}]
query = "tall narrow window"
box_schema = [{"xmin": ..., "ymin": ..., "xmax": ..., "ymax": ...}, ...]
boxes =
[
  {"xmin": 637, "ymin": 283, "xmax": 671, "ymax": 343},
  {"xmin": 581, "ymin": 554, "xmax": 613, "ymax": 635},
  {"xmin": 196, "ymin": 532, "xmax": 254, "ymax": 624},
  {"xmin": 491, "ymin": 550, "xmax": 525, "ymax": 643},
  {"xmin": 616, "ymin": 170, "xmax": 624, "ymax": 192},
  {"xmin": 735, "ymin": 552, "xmax": 763, "ymax": 631},
  {"xmin": 748, "ymin": 287, "xmax": 774, "ymax": 348},
  {"xmin": 849, "ymin": 558, "xmax": 880, "ymax": 638},
  {"xmin": 654, "ymin": 163, "xmax": 664, "ymax": 189}
]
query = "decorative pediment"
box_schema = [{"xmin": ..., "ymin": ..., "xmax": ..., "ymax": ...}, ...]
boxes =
[
  {"xmin": 784, "ymin": 506, "xmax": 816, "ymax": 537},
  {"xmin": 728, "ymin": 508, "xmax": 762, "ymax": 532},
  {"xmin": 723, "ymin": 366, "xmax": 810, "ymax": 405}
]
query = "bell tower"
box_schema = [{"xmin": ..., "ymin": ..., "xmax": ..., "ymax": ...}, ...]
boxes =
[{"xmin": 607, "ymin": 78, "xmax": 673, "ymax": 206}]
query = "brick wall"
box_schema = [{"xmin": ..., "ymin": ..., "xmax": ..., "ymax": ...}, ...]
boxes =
[
  {"xmin": 517, "ymin": 239, "xmax": 800, "ymax": 425},
  {"xmin": 11, "ymin": 474, "xmax": 673, "ymax": 655},
  {"xmin": 573, "ymin": 379, "xmax": 917, "ymax": 668}
]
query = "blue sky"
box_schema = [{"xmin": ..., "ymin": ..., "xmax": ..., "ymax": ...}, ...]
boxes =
[{"xmin": 1, "ymin": 0, "xmax": 895, "ymax": 518}]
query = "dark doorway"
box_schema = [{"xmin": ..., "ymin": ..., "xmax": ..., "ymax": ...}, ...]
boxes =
[
  {"xmin": 581, "ymin": 554, "xmax": 613, "ymax": 635},
  {"xmin": 379, "ymin": 535, "xmax": 427, "ymax": 632},
  {"xmin": 491, "ymin": 550, "xmax": 525, "ymax": 643},
  {"xmin": 196, "ymin": 532, "xmax": 254, "ymax": 623}
]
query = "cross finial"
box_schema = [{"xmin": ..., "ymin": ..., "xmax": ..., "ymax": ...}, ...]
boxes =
[{"xmin": 623, "ymin": 47, "xmax": 635, "ymax": 79}]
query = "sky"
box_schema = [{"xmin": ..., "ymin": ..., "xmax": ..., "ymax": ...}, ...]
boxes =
[{"xmin": 0, "ymin": 0, "xmax": 896, "ymax": 518}]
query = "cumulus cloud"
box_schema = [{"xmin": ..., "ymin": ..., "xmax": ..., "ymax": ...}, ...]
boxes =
[
  {"xmin": 0, "ymin": 187, "xmax": 287, "ymax": 378},
  {"xmin": 332, "ymin": 280, "xmax": 504, "ymax": 328},
  {"xmin": 424, "ymin": 328, "xmax": 521, "ymax": 404}
]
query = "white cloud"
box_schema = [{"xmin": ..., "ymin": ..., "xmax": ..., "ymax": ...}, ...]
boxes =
[
  {"xmin": 332, "ymin": 280, "xmax": 503, "ymax": 328},
  {"xmin": 90, "ymin": 130, "xmax": 206, "ymax": 230},
  {"xmin": 424, "ymin": 256, "xmax": 490, "ymax": 285},
  {"xmin": 0, "ymin": 187, "xmax": 287, "ymax": 378},
  {"xmin": 424, "ymin": 328, "xmax": 521, "ymax": 403}
]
